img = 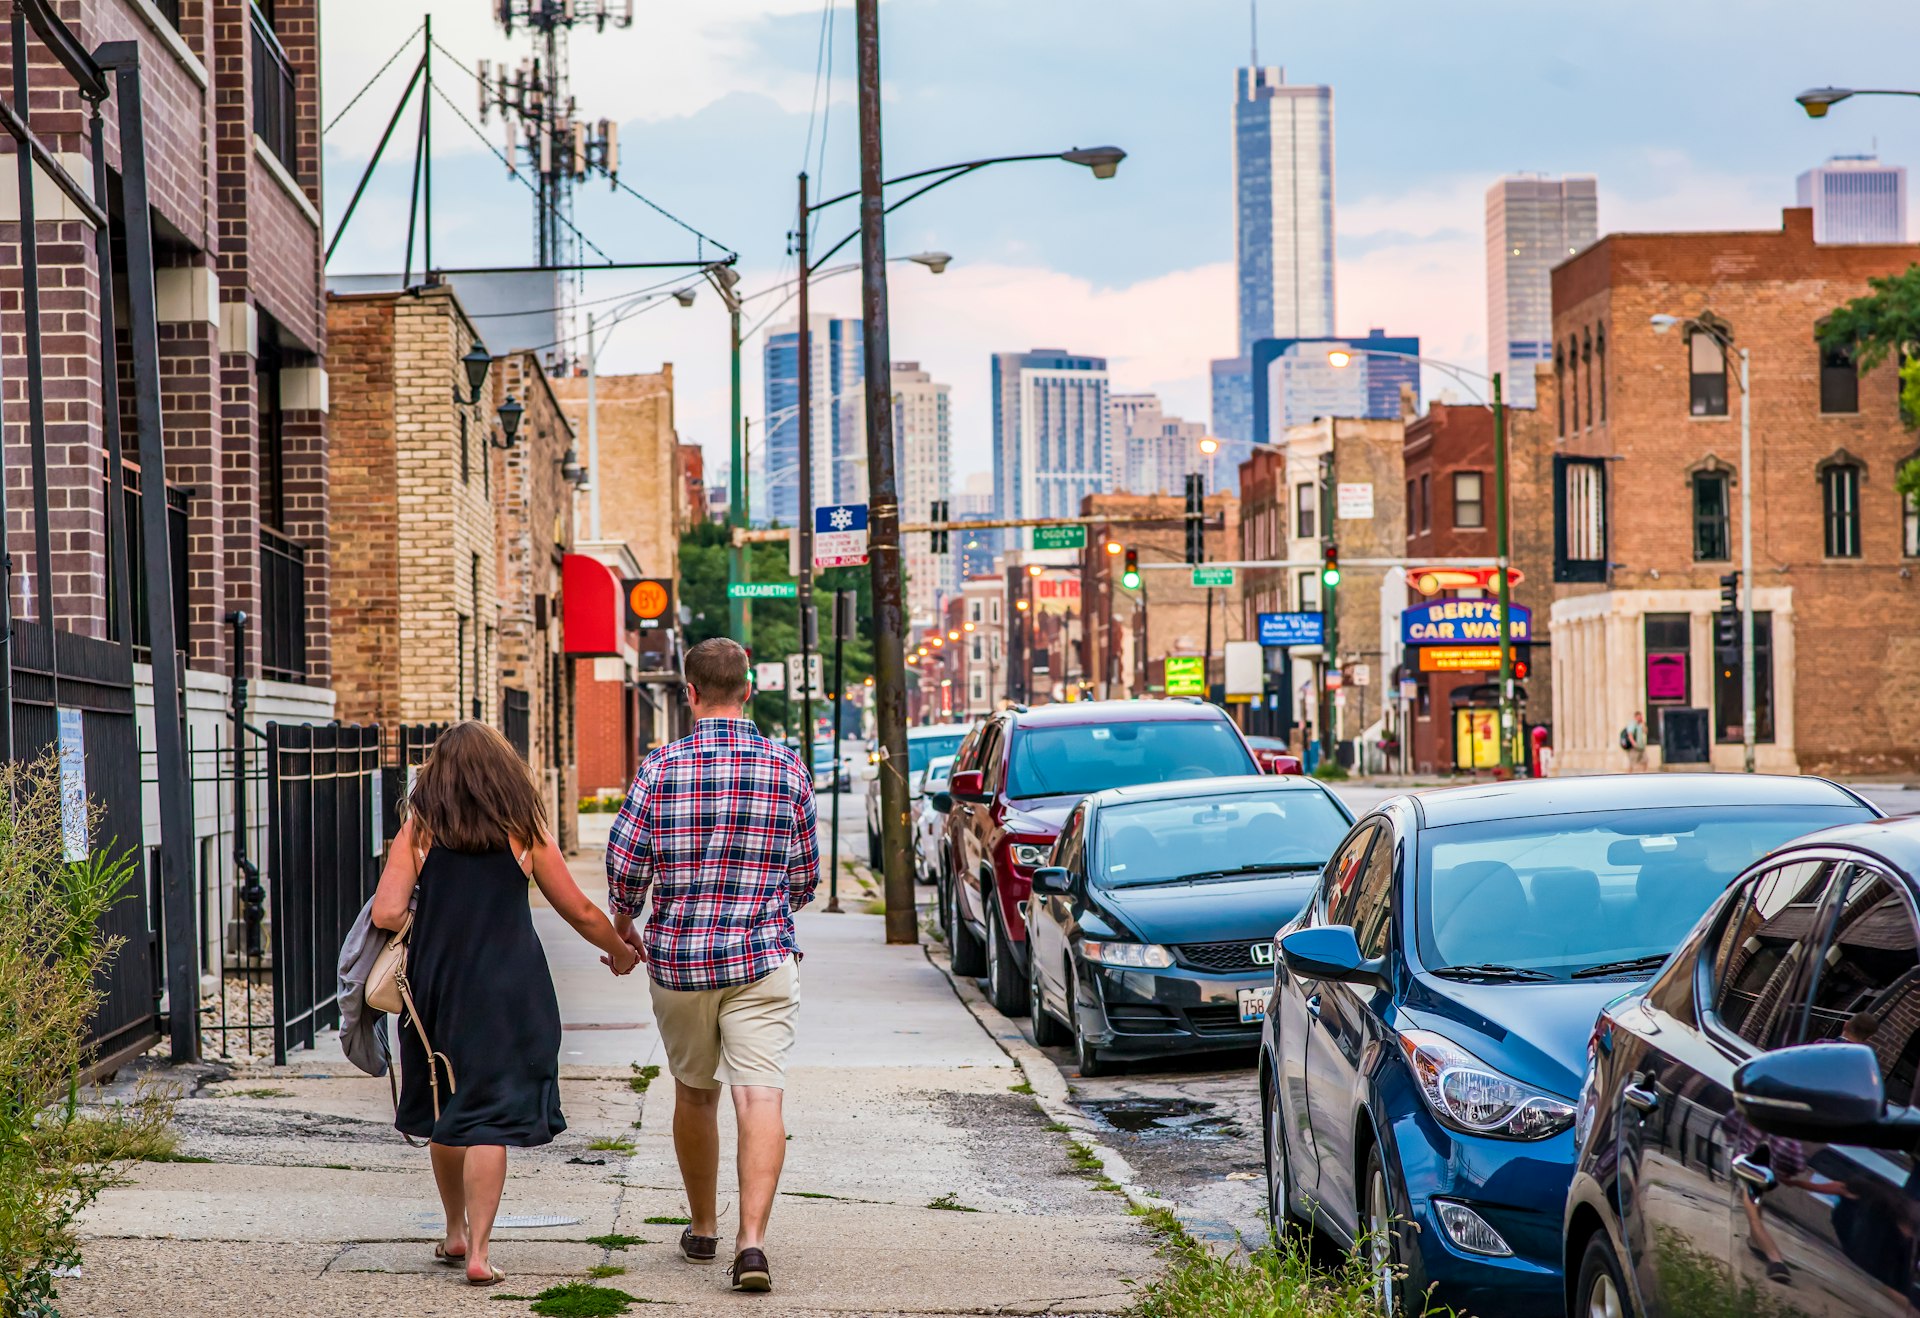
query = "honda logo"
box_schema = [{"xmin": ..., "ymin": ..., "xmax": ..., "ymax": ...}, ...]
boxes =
[{"xmin": 1250, "ymin": 942, "xmax": 1275, "ymax": 966}]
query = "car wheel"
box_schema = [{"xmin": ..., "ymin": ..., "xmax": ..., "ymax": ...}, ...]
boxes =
[
  {"xmin": 867, "ymin": 825, "xmax": 881, "ymax": 867},
  {"xmin": 1261, "ymin": 1064, "xmax": 1299, "ymax": 1238},
  {"xmin": 1069, "ymin": 963, "xmax": 1107, "ymax": 1077},
  {"xmin": 985, "ymin": 897, "xmax": 1028, "ymax": 1016},
  {"xmin": 1030, "ymin": 954, "xmax": 1068, "ymax": 1047},
  {"xmin": 935, "ymin": 867, "xmax": 952, "ymax": 940},
  {"xmin": 1575, "ymin": 1231, "xmax": 1635, "ymax": 1318},
  {"xmin": 948, "ymin": 874, "xmax": 986, "ymax": 977},
  {"xmin": 1363, "ymin": 1145, "xmax": 1403, "ymax": 1316}
]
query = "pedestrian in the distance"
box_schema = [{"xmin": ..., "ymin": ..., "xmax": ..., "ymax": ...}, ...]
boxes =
[
  {"xmin": 1620, "ymin": 710, "xmax": 1649, "ymax": 773},
  {"xmin": 606, "ymin": 637, "xmax": 818, "ymax": 1294},
  {"xmin": 372, "ymin": 721, "xmax": 640, "ymax": 1287}
]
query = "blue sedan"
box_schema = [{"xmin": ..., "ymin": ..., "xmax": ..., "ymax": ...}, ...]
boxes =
[{"xmin": 1258, "ymin": 774, "xmax": 1879, "ymax": 1318}]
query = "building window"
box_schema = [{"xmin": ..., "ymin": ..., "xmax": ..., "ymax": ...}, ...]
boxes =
[
  {"xmin": 1581, "ymin": 329, "xmax": 1593, "ymax": 429},
  {"xmin": 1419, "ymin": 473, "xmax": 1431, "ymax": 533},
  {"xmin": 1555, "ymin": 347, "xmax": 1566, "ymax": 437},
  {"xmin": 1553, "ymin": 455, "xmax": 1607, "ymax": 582},
  {"xmin": 971, "ymin": 674, "xmax": 984, "ymax": 703},
  {"xmin": 1905, "ymin": 488, "xmax": 1919, "ymax": 558},
  {"xmin": 460, "ymin": 411, "xmax": 471, "ymax": 484},
  {"xmin": 1823, "ymin": 462, "xmax": 1862, "ymax": 558},
  {"xmin": 258, "ymin": 357, "xmax": 285, "ymax": 529},
  {"xmin": 1692, "ymin": 471, "xmax": 1730, "ymax": 561},
  {"xmin": 1690, "ymin": 332, "xmax": 1729, "ymax": 416},
  {"xmin": 1295, "ymin": 570, "xmax": 1318, "ymax": 614},
  {"xmin": 990, "ymin": 599, "xmax": 1000, "ymax": 624},
  {"xmin": 1452, "ymin": 472, "xmax": 1484, "ymax": 529},
  {"xmin": 251, "ymin": 4, "xmax": 297, "ymax": 169},
  {"xmin": 1567, "ymin": 335, "xmax": 1579, "ymax": 430},
  {"xmin": 1294, "ymin": 482, "xmax": 1317, "ymax": 539},
  {"xmin": 1714, "ymin": 611, "xmax": 1776, "ymax": 744},
  {"xmin": 1596, "ymin": 324, "xmax": 1607, "ymax": 423},
  {"xmin": 971, "ymin": 637, "xmax": 983, "ymax": 662},
  {"xmin": 1642, "ymin": 613, "xmax": 1691, "ymax": 746},
  {"xmin": 970, "ymin": 600, "xmax": 982, "ymax": 622},
  {"xmin": 1405, "ymin": 480, "xmax": 1416, "ymax": 536},
  {"xmin": 457, "ymin": 615, "xmax": 469, "ymax": 716},
  {"xmin": 1820, "ymin": 341, "xmax": 1859, "ymax": 414}
]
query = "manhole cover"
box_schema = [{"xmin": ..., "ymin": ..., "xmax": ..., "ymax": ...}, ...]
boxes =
[{"xmin": 1082, "ymin": 1097, "xmax": 1224, "ymax": 1134}]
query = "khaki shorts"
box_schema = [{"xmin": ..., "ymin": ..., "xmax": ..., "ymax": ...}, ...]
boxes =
[{"xmin": 648, "ymin": 957, "xmax": 800, "ymax": 1090}]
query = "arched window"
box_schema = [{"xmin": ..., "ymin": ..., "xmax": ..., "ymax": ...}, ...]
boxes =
[
  {"xmin": 1819, "ymin": 451, "xmax": 1865, "ymax": 558},
  {"xmin": 1690, "ymin": 331, "xmax": 1730, "ymax": 417},
  {"xmin": 1581, "ymin": 329, "xmax": 1594, "ymax": 429},
  {"xmin": 1595, "ymin": 324, "xmax": 1607, "ymax": 423},
  {"xmin": 1567, "ymin": 335, "xmax": 1579, "ymax": 430},
  {"xmin": 1555, "ymin": 346, "xmax": 1566, "ymax": 437}
]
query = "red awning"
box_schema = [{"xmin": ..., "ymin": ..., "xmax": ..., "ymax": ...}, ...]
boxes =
[{"xmin": 563, "ymin": 553, "xmax": 623, "ymax": 657}]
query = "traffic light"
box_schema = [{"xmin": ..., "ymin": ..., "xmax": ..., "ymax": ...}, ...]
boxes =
[
  {"xmin": 1121, "ymin": 548, "xmax": 1141, "ymax": 590},
  {"xmin": 1512, "ymin": 645, "xmax": 1532, "ymax": 681},
  {"xmin": 1184, "ymin": 472, "xmax": 1205, "ymax": 565},
  {"xmin": 1716, "ymin": 572, "xmax": 1740, "ymax": 649},
  {"xmin": 1719, "ymin": 571, "xmax": 1739, "ymax": 611},
  {"xmin": 929, "ymin": 500, "xmax": 949, "ymax": 554},
  {"xmin": 1320, "ymin": 543, "xmax": 1341, "ymax": 588}
]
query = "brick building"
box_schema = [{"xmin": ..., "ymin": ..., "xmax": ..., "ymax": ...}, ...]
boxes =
[
  {"xmin": 924, "ymin": 576, "xmax": 1005, "ymax": 718},
  {"xmin": 1, "ymin": 0, "xmax": 332, "ymax": 957},
  {"xmin": 1548, "ymin": 207, "xmax": 1920, "ymax": 775},
  {"xmin": 677, "ymin": 441, "xmax": 707, "ymax": 530},
  {"xmin": 1081, "ymin": 492, "xmax": 1244, "ymax": 701},
  {"xmin": 1400, "ymin": 398, "xmax": 1556, "ymax": 774},
  {"xmin": 327, "ymin": 285, "xmax": 499, "ymax": 732}
]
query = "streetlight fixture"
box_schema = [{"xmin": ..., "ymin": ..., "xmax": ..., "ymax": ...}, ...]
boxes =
[
  {"xmin": 799, "ymin": 127, "xmax": 1126, "ymax": 940},
  {"xmin": 458, "ymin": 341, "xmax": 492, "ymax": 404},
  {"xmin": 558, "ymin": 447, "xmax": 584, "ymax": 484},
  {"xmin": 1198, "ymin": 436, "xmax": 1219, "ymax": 455},
  {"xmin": 906, "ymin": 250, "xmax": 952, "ymax": 274},
  {"xmin": 672, "ymin": 286, "xmax": 698, "ymax": 308},
  {"xmin": 1794, "ymin": 85, "xmax": 1920, "ymax": 118},
  {"xmin": 1327, "ymin": 343, "xmax": 1520, "ymax": 771},
  {"xmin": 492, "ymin": 394, "xmax": 525, "ymax": 450},
  {"xmin": 1652, "ymin": 312, "xmax": 1756, "ymax": 772}
]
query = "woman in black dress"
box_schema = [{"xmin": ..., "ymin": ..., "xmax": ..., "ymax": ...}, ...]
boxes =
[{"xmin": 372, "ymin": 722, "xmax": 639, "ymax": 1286}]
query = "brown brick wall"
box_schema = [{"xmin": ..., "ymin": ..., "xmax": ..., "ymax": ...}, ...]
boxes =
[
  {"xmin": 552, "ymin": 368, "xmax": 679, "ymax": 576},
  {"xmin": 325, "ymin": 295, "xmax": 398, "ymax": 725},
  {"xmin": 575, "ymin": 659, "xmax": 634, "ymax": 797}
]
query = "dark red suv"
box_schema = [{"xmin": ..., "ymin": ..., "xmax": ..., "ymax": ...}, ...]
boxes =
[{"xmin": 930, "ymin": 700, "xmax": 1260, "ymax": 1015}]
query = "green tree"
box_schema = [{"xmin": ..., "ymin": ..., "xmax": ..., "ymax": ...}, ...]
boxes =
[
  {"xmin": 677, "ymin": 523, "xmax": 877, "ymax": 739},
  {"xmin": 1818, "ymin": 262, "xmax": 1920, "ymax": 500}
]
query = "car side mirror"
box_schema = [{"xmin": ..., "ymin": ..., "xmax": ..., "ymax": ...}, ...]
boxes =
[
  {"xmin": 1733, "ymin": 1043, "xmax": 1920, "ymax": 1148},
  {"xmin": 1030, "ymin": 866, "xmax": 1073, "ymax": 897},
  {"xmin": 1279, "ymin": 925, "xmax": 1387, "ymax": 990},
  {"xmin": 930, "ymin": 791, "xmax": 953, "ymax": 814},
  {"xmin": 950, "ymin": 769, "xmax": 987, "ymax": 801}
]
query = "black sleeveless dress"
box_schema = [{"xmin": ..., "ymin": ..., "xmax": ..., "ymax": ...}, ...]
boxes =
[{"xmin": 395, "ymin": 845, "xmax": 567, "ymax": 1147}]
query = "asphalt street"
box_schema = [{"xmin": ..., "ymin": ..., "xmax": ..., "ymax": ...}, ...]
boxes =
[{"xmin": 837, "ymin": 774, "xmax": 1920, "ymax": 1249}]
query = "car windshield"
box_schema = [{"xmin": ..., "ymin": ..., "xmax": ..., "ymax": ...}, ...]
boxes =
[
  {"xmin": 1416, "ymin": 803, "xmax": 1875, "ymax": 980},
  {"xmin": 1097, "ymin": 791, "xmax": 1353, "ymax": 887},
  {"xmin": 908, "ymin": 732, "xmax": 967, "ymax": 775},
  {"xmin": 1005, "ymin": 719, "xmax": 1256, "ymax": 800},
  {"xmin": 920, "ymin": 756, "xmax": 954, "ymax": 793}
]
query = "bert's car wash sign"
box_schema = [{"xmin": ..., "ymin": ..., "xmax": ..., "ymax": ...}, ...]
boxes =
[{"xmin": 1401, "ymin": 599, "xmax": 1531, "ymax": 646}]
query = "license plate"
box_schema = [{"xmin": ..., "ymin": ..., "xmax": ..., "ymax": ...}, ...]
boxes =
[{"xmin": 1238, "ymin": 987, "xmax": 1271, "ymax": 1024}]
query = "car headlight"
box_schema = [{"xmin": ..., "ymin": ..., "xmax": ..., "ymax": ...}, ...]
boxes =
[
  {"xmin": 1010, "ymin": 842, "xmax": 1052, "ymax": 868},
  {"xmin": 1397, "ymin": 1028, "xmax": 1576, "ymax": 1141},
  {"xmin": 1080, "ymin": 939, "xmax": 1174, "ymax": 969}
]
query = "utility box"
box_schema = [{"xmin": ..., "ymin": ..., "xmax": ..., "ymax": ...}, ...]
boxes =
[{"xmin": 1659, "ymin": 708, "xmax": 1711, "ymax": 765}]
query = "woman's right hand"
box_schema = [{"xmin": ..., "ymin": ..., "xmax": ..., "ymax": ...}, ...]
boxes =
[{"xmin": 603, "ymin": 942, "xmax": 641, "ymax": 976}]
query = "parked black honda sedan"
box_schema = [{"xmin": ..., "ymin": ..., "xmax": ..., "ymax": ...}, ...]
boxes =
[
  {"xmin": 1023, "ymin": 775, "xmax": 1354, "ymax": 1075},
  {"xmin": 1567, "ymin": 812, "xmax": 1920, "ymax": 1318}
]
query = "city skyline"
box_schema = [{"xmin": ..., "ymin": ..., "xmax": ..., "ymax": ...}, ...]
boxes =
[
  {"xmin": 1486, "ymin": 174, "xmax": 1599, "ymax": 408},
  {"xmin": 760, "ymin": 314, "xmax": 864, "ymax": 527},
  {"xmin": 1797, "ymin": 153, "xmax": 1909, "ymax": 243}
]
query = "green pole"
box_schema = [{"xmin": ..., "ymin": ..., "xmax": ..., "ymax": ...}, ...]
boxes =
[
  {"xmin": 1320, "ymin": 452, "xmax": 1336, "ymax": 763},
  {"xmin": 727, "ymin": 301, "xmax": 751, "ymax": 643},
  {"xmin": 1493, "ymin": 370, "xmax": 1514, "ymax": 772}
]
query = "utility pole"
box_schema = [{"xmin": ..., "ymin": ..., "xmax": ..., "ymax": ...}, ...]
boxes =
[
  {"xmin": 1319, "ymin": 452, "xmax": 1337, "ymax": 764},
  {"xmin": 795, "ymin": 173, "xmax": 817, "ymax": 778},
  {"xmin": 854, "ymin": 0, "xmax": 916, "ymax": 943}
]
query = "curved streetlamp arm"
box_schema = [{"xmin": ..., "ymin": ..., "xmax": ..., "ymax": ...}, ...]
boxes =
[
  {"xmin": 1333, "ymin": 345, "xmax": 1494, "ymax": 407},
  {"xmin": 810, "ymin": 163, "xmax": 991, "ymax": 271},
  {"xmin": 809, "ymin": 151, "xmax": 1070, "ymax": 215}
]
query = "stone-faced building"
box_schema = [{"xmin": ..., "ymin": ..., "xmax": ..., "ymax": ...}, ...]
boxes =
[
  {"xmin": 327, "ymin": 285, "xmax": 499, "ymax": 732},
  {"xmin": 1400, "ymin": 397, "xmax": 1556, "ymax": 774},
  {"xmin": 1549, "ymin": 207, "xmax": 1920, "ymax": 775}
]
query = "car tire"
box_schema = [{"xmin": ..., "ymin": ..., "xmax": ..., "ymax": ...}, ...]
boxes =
[
  {"xmin": 948, "ymin": 874, "xmax": 986, "ymax": 977},
  {"xmin": 935, "ymin": 866, "xmax": 952, "ymax": 940},
  {"xmin": 1030, "ymin": 955, "xmax": 1068, "ymax": 1047},
  {"xmin": 1069, "ymin": 963, "xmax": 1107, "ymax": 1077},
  {"xmin": 1261, "ymin": 1062, "xmax": 1300, "ymax": 1238},
  {"xmin": 985, "ymin": 897, "xmax": 1028, "ymax": 1017},
  {"xmin": 1575, "ymin": 1230, "xmax": 1635, "ymax": 1318},
  {"xmin": 867, "ymin": 825, "xmax": 881, "ymax": 867},
  {"xmin": 1362, "ymin": 1144, "xmax": 1404, "ymax": 1317}
]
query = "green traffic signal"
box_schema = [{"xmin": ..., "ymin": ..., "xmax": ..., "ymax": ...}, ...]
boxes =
[
  {"xmin": 1121, "ymin": 569, "xmax": 1141, "ymax": 590},
  {"xmin": 1321, "ymin": 565, "xmax": 1340, "ymax": 587}
]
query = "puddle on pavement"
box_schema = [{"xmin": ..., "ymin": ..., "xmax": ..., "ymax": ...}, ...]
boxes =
[{"xmin": 1081, "ymin": 1096, "xmax": 1238, "ymax": 1139}]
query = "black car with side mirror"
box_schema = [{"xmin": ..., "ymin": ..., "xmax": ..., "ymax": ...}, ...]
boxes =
[
  {"xmin": 1566, "ymin": 812, "xmax": 1920, "ymax": 1318},
  {"xmin": 1022, "ymin": 774, "xmax": 1353, "ymax": 1075}
]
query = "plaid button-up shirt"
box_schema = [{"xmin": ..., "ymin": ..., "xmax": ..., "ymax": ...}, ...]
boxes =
[{"xmin": 605, "ymin": 717, "xmax": 820, "ymax": 991}]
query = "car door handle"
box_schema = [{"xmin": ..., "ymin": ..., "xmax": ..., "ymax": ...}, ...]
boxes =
[
  {"xmin": 1622, "ymin": 1083, "xmax": 1659, "ymax": 1115},
  {"xmin": 1731, "ymin": 1153, "xmax": 1777, "ymax": 1193},
  {"xmin": 1304, "ymin": 993, "xmax": 1321, "ymax": 1019}
]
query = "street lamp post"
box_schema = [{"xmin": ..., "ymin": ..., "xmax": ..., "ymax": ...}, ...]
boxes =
[{"xmin": 1796, "ymin": 86, "xmax": 1920, "ymax": 117}]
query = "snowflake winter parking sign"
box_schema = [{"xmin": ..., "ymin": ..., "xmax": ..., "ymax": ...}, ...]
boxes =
[{"xmin": 813, "ymin": 502, "xmax": 869, "ymax": 568}]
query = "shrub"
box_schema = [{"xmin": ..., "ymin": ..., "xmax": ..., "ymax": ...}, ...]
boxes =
[
  {"xmin": 1312, "ymin": 761, "xmax": 1350, "ymax": 782},
  {"xmin": 0, "ymin": 753, "xmax": 173, "ymax": 1316}
]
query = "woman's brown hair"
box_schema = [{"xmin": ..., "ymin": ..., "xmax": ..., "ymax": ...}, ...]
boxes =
[{"xmin": 406, "ymin": 720, "xmax": 549, "ymax": 854}]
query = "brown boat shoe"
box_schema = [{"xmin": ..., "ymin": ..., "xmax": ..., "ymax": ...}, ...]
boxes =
[{"xmin": 731, "ymin": 1247, "xmax": 771, "ymax": 1292}]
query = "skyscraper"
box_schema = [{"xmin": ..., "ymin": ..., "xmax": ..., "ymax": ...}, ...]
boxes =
[
  {"xmin": 1252, "ymin": 329, "xmax": 1420, "ymax": 442},
  {"xmin": 891, "ymin": 362, "xmax": 952, "ymax": 624},
  {"xmin": 1797, "ymin": 155, "xmax": 1908, "ymax": 244},
  {"xmin": 762, "ymin": 315, "xmax": 863, "ymax": 527},
  {"xmin": 1108, "ymin": 393, "xmax": 1215, "ymax": 494},
  {"xmin": 1486, "ymin": 175, "xmax": 1598, "ymax": 408},
  {"xmin": 1212, "ymin": 64, "xmax": 1335, "ymax": 465},
  {"xmin": 991, "ymin": 349, "xmax": 1110, "ymax": 533}
]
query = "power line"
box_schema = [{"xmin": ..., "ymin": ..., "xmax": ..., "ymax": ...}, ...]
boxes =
[{"xmin": 324, "ymin": 23, "xmax": 422, "ymax": 136}]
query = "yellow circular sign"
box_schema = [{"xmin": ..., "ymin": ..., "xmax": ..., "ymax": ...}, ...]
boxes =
[{"xmin": 629, "ymin": 580, "xmax": 669, "ymax": 620}]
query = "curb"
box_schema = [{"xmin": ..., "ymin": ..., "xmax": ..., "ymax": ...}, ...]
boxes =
[{"xmin": 922, "ymin": 938, "xmax": 1176, "ymax": 1220}]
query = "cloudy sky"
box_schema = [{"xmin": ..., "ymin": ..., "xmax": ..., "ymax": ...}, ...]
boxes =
[{"xmin": 321, "ymin": 0, "xmax": 1920, "ymax": 490}]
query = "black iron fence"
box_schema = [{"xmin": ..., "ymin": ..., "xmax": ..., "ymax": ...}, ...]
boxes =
[
  {"xmin": 250, "ymin": 4, "xmax": 296, "ymax": 169},
  {"xmin": 260, "ymin": 527, "xmax": 307, "ymax": 680}
]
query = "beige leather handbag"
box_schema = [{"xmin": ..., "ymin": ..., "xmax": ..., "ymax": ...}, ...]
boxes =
[{"xmin": 368, "ymin": 850, "xmax": 456, "ymax": 1141}]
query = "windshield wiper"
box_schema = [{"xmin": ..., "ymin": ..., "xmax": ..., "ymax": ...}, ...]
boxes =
[
  {"xmin": 1570, "ymin": 954, "xmax": 1670, "ymax": 980},
  {"xmin": 1428, "ymin": 963, "xmax": 1557, "ymax": 982},
  {"xmin": 1160, "ymin": 861, "xmax": 1325, "ymax": 884}
]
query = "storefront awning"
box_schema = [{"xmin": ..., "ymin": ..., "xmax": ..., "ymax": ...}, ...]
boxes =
[{"xmin": 563, "ymin": 553, "xmax": 623, "ymax": 657}]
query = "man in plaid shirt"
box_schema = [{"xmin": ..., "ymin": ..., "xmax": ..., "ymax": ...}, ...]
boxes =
[{"xmin": 606, "ymin": 637, "xmax": 816, "ymax": 1293}]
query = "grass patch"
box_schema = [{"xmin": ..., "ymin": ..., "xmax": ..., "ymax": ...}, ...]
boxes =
[
  {"xmin": 528, "ymin": 1282, "xmax": 648, "ymax": 1315},
  {"xmin": 1092, "ymin": 1177, "xmax": 1123, "ymax": 1193},
  {"xmin": 583, "ymin": 1233, "xmax": 646, "ymax": 1251},
  {"xmin": 627, "ymin": 1064, "xmax": 661, "ymax": 1095},
  {"xmin": 1043, "ymin": 1121, "xmax": 1071, "ymax": 1134},
  {"xmin": 586, "ymin": 1136, "xmax": 635, "ymax": 1154},
  {"xmin": 861, "ymin": 898, "xmax": 887, "ymax": 915},
  {"xmin": 1311, "ymin": 761, "xmax": 1351, "ymax": 782},
  {"xmin": 642, "ymin": 1215, "xmax": 689, "ymax": 1226},
  {"xmin": 1009, "ymin": 1080, "xmax": 1034, "ymax": 1096},
  {"xmin": 224, "ymin": 1087, "xmax": 291, "ymax": 1099},
  {"xmin": 1066, "ymin": 1141, "xmax": 1104, "ymax": 1174},
  {"xmin": 1129, "ymin": 1226, "xmax": 1404, "ymax": 1318},
  {"xmin": 784, "ymin": 1191, "xmax": 841, "ymax": 1200},
  {"xmin": 927, "ymin": 1192, "xmax": 977, "ymax": 1212},
  {"xmin": 586, "ymin": 1264, "xmax": 627, "ymax": 1279}
]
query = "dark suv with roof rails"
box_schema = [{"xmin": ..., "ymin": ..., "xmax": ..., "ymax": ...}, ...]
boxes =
[{"xmin": 929, "ymin": 700, "xmax": 1260, "ymax": 1015}]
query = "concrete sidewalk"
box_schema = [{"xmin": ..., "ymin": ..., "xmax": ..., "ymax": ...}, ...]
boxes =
[{"xmin": 64, "ymin": 857, "xmax": 1156, "ymax": 1316}]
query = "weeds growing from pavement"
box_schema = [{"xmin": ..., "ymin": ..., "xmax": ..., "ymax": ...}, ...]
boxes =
[
  {"xmin": 642, "ymin": 1215, "xmax": 689, "ymax": 1225},
  {"xmin": 927, "ymin": 1192, "xmax": 977, "ymax": 1212},
  {"xmin": 527, "ymin": 1281, "xmax": 648, "ymax": 1315},
  {"xmin": 585, "ymin": 1264, "xmax": 627, "ymax": 1279},
  {"xmin": 1066, "ymin": 1141, "xmax": 1104, "ymax": 1174},
  {"xmin": 1009, "ymin": 1080, "xmax": 1034, "ymax": 1095},
  {"xmin": 225, "ymin": 1087, "xmax": 291, "ymax": 1100},
  {"xmin": 583, "ymin": 1233, "xmax": 645, "ymax": 1251},
  {"xmin": 626, "ymin": 1064, "xmax": 661, "ymax": 1095},
  {"xmin": 585, "ymin": 1137, "xmax": 635, "ymax": 1154},
  {"xmin": 0, "ymin": 754, "xmax": 176, "ymax": 1317}
]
